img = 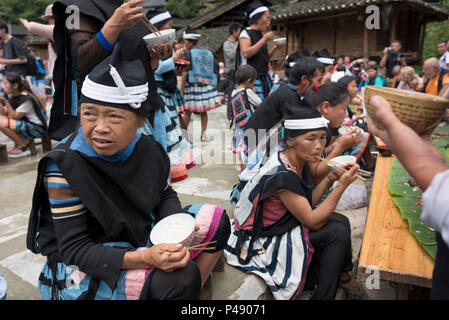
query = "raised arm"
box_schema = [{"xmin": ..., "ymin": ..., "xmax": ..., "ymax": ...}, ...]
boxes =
[
  {"xmin": 239, "ymin": 31, "xmax": 273, "ymax": 60},
  {"xmin": 20, "ymin": 19, "xmax": 54, "ymax": 40},
  {"xmin": 278, "ymin": 164, "xmax": 359, "ymax": 231}
]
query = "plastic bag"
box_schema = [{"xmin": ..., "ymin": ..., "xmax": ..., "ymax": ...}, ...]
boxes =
[{"xmin": 334, "ymin": 181, "xmax": 368, "ymax": 211}]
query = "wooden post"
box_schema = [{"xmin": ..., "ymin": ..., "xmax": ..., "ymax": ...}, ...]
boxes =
[
  {"xmin": 390, "ymin": 5, "xmax": 398, "ymax": 42},
  {"xmin": 0, "ymin": 144, "xmax": 7, "ymax": 162},
  {"xmin": 364, "ymin": 26, "xmax": 369, "ymax": 58},
  {"xmin": 419, "ymin": 17, "xmax": 427, "ymax": 65},
  {"xmin": 333, "ymin": 18, "xmax": 338, "ymax": 56}
]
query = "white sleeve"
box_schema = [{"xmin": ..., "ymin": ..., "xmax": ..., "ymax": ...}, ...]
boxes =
[
  {"xmin": 15, "ymin": 99, "xmax": 33, "ymax": 114},
  {"xmin": 239, "ymin": 29, "xmax": 250, "ymax": 40},
  {"xmin": 421, "ymin": 169, "xmax": 449, "ymax": 247},
  {"xmin": 445, "ymin": 53, "xmax": 449, "ymax": 66},
  {"xmin": 246, "ymin": 89, "xmax": 262, "ymax": 108}
]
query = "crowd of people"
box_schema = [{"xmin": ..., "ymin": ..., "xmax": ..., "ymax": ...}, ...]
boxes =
[{"xmin": 0, "ymin": 0, "xmax": 448, "ymax": 301}]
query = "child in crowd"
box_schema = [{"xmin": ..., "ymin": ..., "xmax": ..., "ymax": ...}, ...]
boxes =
[
  {"xmin": 230, "ymin": 64, "xmax": 262, "ymax": 170},
  {"xmin": 391, "ymin": 65, "xmax": 401, "ymax": 88},
  {"xmin": 397, "ymin": 66, "xmax": 422, "ymax": 91},
  {"xmin": 363, "ymin": 64, "xmax": 389, "ymax": 88}
]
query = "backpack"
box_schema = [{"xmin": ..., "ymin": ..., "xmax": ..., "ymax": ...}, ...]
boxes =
[
  {"xmin": 35, "ymin": 57, "xmax": 46, "ymax": 80},
  {"xmin": 232, "ymin": 89, "xmax": 252, "ymax": 129},
  {"xmin": 187, "ymin": 48, "xmax": 218, "ymax": 86},
  {"xmin": 24, "ymin": 47, "xmax": 38, "ymax": 76}
]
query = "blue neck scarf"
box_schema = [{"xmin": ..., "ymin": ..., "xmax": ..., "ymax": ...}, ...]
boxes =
[{"xmin": 70, "ymin": 127, "xmax": 142, "ymax": 163}]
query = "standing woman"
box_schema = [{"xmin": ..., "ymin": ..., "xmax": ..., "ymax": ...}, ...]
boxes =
[
  {"xmin": 0, "ymin": 72, "xmax": 47, "ymax": 157},
  {"xmin": 180, "ymin": 26, "xmax": 221, "ymax": 142},
  {"xmin": 49, "ymin": 0, "xmax": 168, "ymax": 141},
  {"xmin": 146, "ymin": 8, "xmax": 195, "ymax": 182},
  {"xmin": 238, "ymin": 1, "xmax": 284, "ymax": 100}
]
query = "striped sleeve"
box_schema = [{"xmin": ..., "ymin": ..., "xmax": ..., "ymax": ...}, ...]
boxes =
[{"xmin": 44, "ymin": 159, "xmax": 87, "ymax": 220}]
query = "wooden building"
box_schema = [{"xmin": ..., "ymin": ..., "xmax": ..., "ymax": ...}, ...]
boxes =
[
  {"xmin": 270, "ymin": 0, "xmax": 449, "ymax": 65},
  {"xmin": 173, "ymin": 0, "xmax": 275, "ymax": 62}
]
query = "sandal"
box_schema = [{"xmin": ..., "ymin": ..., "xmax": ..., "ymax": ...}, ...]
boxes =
[
  {"xmin": 339, "ymin": 274, "xmax": 368, "ymax": 300},
  {"xmin": 7, "ymin": 141, "xmax": 33, "ymax": 158},
  {"xmin": 201, "ymin": 135, "xmax": 210, "ymax": 142}
]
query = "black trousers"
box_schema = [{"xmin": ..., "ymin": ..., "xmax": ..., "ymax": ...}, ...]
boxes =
[
  {"xmin": 139, "ymin": 260, "xmax": 202, "ymax": 300},
  {"xmin": 431, "ymin": 233, "xmax": 449, "ymax": 299},
  {"xmin": 305, "ymin": 213, "xmax": 353, "ymax": 300}
]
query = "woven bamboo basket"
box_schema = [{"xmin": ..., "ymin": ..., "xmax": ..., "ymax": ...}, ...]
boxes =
[{"xmin": 365, "ymin": 86, "xmax": 449, "ymax": 134}]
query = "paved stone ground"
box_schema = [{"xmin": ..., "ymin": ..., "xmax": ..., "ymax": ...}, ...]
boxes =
[{"xmin": 0, "ymin": 103, "xmax": 426, "ymax": 300}]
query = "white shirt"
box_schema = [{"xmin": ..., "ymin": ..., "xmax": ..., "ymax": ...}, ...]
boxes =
[
  {"xmin": 238, "ymin": 28, "xmax": 253, "ymax": 66},
  {"xmin": 440, "ymin": 52, "xmax": 449, "ymax": 72},
  {"xmin": 15, "ymin": 94, "xmax": 43, "ymax": 126},
  {"xmin": 422, "ymin": 169, "xmax": 449, "ymax": 246}
]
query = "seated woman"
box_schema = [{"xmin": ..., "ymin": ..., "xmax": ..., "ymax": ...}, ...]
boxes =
[
  {"xmin": 230, "ymin": 80, "xmax": 358, "ymax": 207},
  {"xmin": 0, "ymin": 72, "xmax": 48, "ymax": 158},
  {"xmin": 301, "ymin": 82, "xmax": 363, "ymax": 185},
  {"xmin": 225, "ymin": 105, "xmax": 366, "ymax": 300},
  {"xmin": 337, "ymin": 76, "xmax": 373, "ymax": 170},
  {"xmin": 26, "ymin": 48, "xmax": 230, "ymax": 300}
]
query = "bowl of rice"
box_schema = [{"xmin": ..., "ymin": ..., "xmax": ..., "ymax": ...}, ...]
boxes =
[
  {"xmin": 150, "ymin": 213, "xmax": 196, "ymax": 247},
  {"xmin": 273, "ymin": 37, "xmax": 286, "ymax": 45},
  {"xmin": 143, "ymin": 29, "xmax": 176, "ymax": 47},
  {"xmin": 327, "ymin": 155, "xmax": 357, "ymax": 173}
]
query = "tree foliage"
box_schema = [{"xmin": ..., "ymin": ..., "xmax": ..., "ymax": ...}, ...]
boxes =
[
  {"xmin": 0, "ymin": 0, "xmax": 54, "ymax": 24},
  {"xmin": 423, "ymin": 0, "xmax": 449, "ymax": 61},
  {"xmin": 166, "ymin": 0, "xmax": 202, "ymax": 19}
]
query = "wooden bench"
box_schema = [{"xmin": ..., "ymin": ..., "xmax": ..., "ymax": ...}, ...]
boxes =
[
  {"xmin": 0, "ymin": 144, "xmax": 7, "ymax": 162},
  {"xmin": 29, "ymin": 137, "xmax": 52, "ymax": 156},
  {"xmin": 358, "ymin": 155, "xmax": 435, "ymax": 288}
]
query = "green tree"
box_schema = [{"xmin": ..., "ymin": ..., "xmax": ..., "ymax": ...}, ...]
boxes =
[
  {"xmin": 166, "ymin": 0, "xmax": 202, "ymax": 19},
  {"xmin": 0, "ymin": 0, "xmax": 54, "ymax": 24},
  {"xmin": 423, "ymin": 0, "xmax": 449, "ymax": 61}
]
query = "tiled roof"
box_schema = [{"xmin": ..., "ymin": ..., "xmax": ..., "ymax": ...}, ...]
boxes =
[
  {"xmin": 271, "ymin": 0, "xmax": 449, "ymax": 21},
  {"xmin": 189, "ymin": 0, "xmax": 248, "ymax": 28},
  {"xmin": 176, "ymin": 25, "xmax": 229, "ymax": 53}
]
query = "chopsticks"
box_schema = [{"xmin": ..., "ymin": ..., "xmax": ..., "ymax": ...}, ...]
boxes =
[
  {"xmin": 123, "ymin": 0, "xmax": 162, "ymax": 36},
  {"xmin": 188, "ymin": 241, "xmax": 217, "ymax": 252},
  {"xmin": 160, "ymin": 240, "xmax": 217, "ymax": 254},
  {"xmin": 139, "ymin": 16, "xmax": 162, "ymax": 36},
  {"xmin": 318, "ymin": 157, "xmax": 369, "ymax": 180}
]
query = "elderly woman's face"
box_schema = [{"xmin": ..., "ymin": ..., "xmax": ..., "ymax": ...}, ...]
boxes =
[
  {"xmin": 80, "ymin": 103, "xmax": 145, "ymax": 156},
  {"xmin": 289, "ymin": 130, "xmax": 327, "ymax": 163}
]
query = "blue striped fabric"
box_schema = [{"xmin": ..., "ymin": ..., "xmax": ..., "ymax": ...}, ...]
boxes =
[
  {"xmin": 15, "ymin": 119, "xmax": 45, "ymax": 141},
  {"xmin": 183, "ymin": 83, "xmax": 221, "ymax": 112}
]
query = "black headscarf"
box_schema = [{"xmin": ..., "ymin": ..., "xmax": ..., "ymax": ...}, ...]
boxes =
[{"xmin": 49, "ymin": 0, "xmax": 164, "ymax": 140}]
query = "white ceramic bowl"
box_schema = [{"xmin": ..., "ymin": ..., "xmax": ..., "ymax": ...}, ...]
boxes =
[
  {"xmin": 338, "ymin": 126, "xmax": 364, "ymax": 136},
  {"xmin": 327, "ymin": 155, "xmax": 357, "ymax": 173},
  {"xmin": 273, "ymin": 37, "xmax": 286, "ymax": 45},
  {"xmin": 143, "ymin": 28, "xmax": 176, "ymax": 47},
  {"xmin": 150, "ymin": 213, "xmax": 195, "ymax": 247}
]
